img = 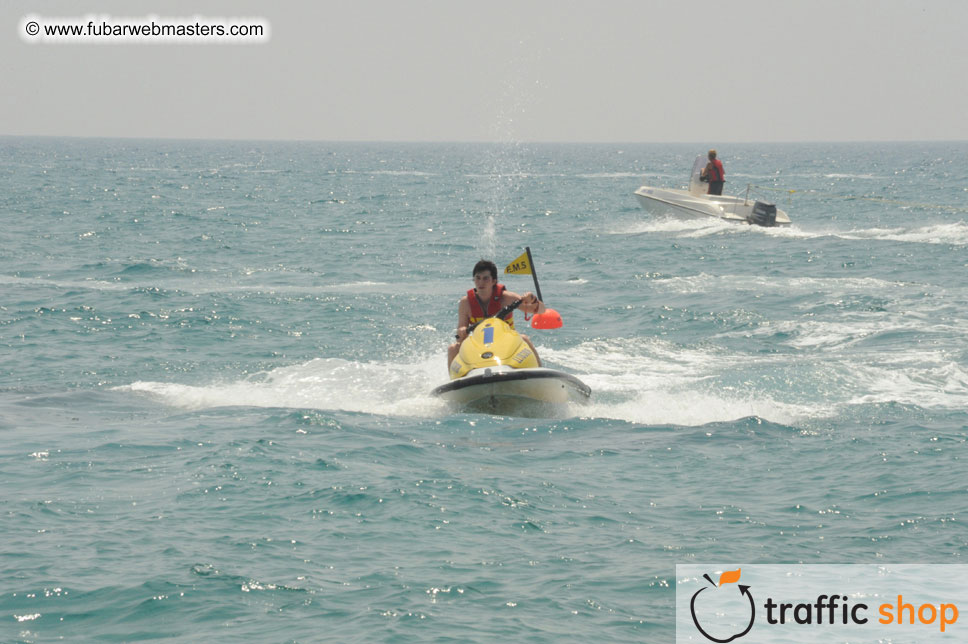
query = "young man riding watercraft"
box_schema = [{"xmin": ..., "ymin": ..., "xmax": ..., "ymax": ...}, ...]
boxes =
[
  {"xmin": 446, "ymin": 259, "xmax": 544, "ymax": 368},
  {"xmin": 433, "ymin": 256, "xmax": 591, "ymax": 414}
]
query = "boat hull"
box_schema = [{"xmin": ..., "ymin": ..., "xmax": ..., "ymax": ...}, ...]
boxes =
[
  {"xmin": 432, "ymin": 366, "xmax": 591, "ymax": 416},
  {"xmin": 634, "ymin": 186, "xmax": 791, "ymax": 226}
]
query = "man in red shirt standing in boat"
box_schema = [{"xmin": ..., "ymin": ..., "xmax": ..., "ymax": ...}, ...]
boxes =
[
  {"xmin": 447, "ymin": 259, "xmax": 544, "ymax": 368},
  {"xmin": 700, "ymin": 149, "xmax": 725, "ymax": 196}
]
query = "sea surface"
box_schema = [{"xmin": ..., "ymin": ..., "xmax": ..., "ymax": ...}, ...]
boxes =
[{"xmin": 2, "ymin": 138, "xmax": 967, "ymax": 642}]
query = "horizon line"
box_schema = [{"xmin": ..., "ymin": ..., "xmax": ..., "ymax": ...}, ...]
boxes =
[{"xmin": 3, "ymin": 133, "xmax": 967, "ymax": 146}]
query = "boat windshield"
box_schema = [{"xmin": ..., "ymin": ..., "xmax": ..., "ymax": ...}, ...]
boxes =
[{"xmin": 688, "ymin": 154, "xmax": 706, "ymax": 196}]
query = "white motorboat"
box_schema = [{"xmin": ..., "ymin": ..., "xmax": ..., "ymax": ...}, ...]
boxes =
[{"xmin": 634, "ymin": 155, "xmax": 791, "ymax": 227}]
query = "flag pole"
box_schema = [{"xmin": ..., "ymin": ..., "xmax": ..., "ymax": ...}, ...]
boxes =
[
  {"xmin": 524, "ymin": 246, "xmax": 543, "ymax": 302},
  {"xmin": 505, "ymin": 246, "xmax": 561, "ymax": 329}
]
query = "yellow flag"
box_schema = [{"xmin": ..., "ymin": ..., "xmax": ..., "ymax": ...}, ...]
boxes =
[{"xmin": 504, "ymin": 251, "xmax": 532, "ymax": 275}]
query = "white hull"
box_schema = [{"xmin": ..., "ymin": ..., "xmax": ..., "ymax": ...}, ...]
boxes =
[
  {"xmin": 634, "ymin": 186, "xmax": 791, "ymax": 226},
  {"xmin": 432, "ymin": 366, "xmax": 591, "ymax": 416}
]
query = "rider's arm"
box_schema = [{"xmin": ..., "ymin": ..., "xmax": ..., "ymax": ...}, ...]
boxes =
[
  {"xmin": 504, "ymin": 290, "xmax": 545, "ymax": 315},
  {"xmin": 455, "ymin": 296, "xmax": 471, "ymax": 341}
]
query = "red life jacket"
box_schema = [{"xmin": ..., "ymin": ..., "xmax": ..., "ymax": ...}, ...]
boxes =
[
  {"xmin": 707, "ymin": 159, "xmax": 725, "ymax": 182},
  {"xmin": 467, "ymin": 284, "xmax": 514, "ymax": 329}
]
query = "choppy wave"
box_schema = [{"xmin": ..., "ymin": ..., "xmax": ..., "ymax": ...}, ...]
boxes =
[
  {"xmin": 121, "ymin": 356, "xmax": 449, "ymax": 417},
  {"xmin": 543, "ymin": 339, "xmax": 825, "ymax": 425},
  {"xmin": 121, "ymin": 315, "xmax": 968, "ymax": 425},
  {"xmin": 8, "ymin": 139, "xmax": 968, "ymax": 644},
  {"xmin": 846, "ymin": 357, "xmax": 968, "ymax": 409},
  {"xmin": 122, "ymin": 350, "xmax": 816, "ymax": 427},
  {"xmin": 615, "ymin": 215, "xmax": 968, "ymax": 245},
  {"xmin": 836, "ymin": 222, "xmax": 968, "ymax": 245},
  {"xmin": 649, "ymin": 272, "xmax": 921, "ymax": 296},
  {"xmin": 610, "ymin": 217, "xmax": 733, "ymax": 236},
  {"xmin": 367, "ymin": 170, "xmax": 438, "ymax": 177},
  {"xmin": 576, "ymin": 172, "xmax": 644, "ymax": 179}
]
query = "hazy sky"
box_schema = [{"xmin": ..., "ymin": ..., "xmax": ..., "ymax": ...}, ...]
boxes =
[{"xmin": 3, "ymin": 0, "xmax": 967, "ymax": 142}]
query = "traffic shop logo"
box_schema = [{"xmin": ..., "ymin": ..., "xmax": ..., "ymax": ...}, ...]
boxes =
[
  {"xmin": 684, "ymin": 566, "xmax": 961, "ymax": 641},
  {"xmin": 689, "ymin": 569, "xmax": 755, "ymax": 643}
]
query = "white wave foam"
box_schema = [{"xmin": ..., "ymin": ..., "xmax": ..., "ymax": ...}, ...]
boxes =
[
  {"xmin": 577, "ymin": 172, "xmax": 643, "ymax": 179},
  {"xmin": 750, "ymin": 224, "xmax": 815, "ymax": 239},
  {"xmin": 619, "ymin": 218, "xmax": 968, "ymax": 246},
  {"xmin": 367, "ymin": 170, "xmax": 437, "ymax": 177},
  {"xmin": 611, "ymin": 216, "xmax": 812, "ymax": 239},
  {"xmin": 0, "ymin": 275, "xmax": 407, "ymax": 297},
  {"xmin": 119, "ymin": 329, "xmax": 968, "ymax": 425},
  {"xmin": 846, "ymin": 356, "xmax": 968, "ymax": 409},
  {"xmin": 1, "ymin": 275, "xmax": 129, "ymax": 291},
  {"xmin": 823, "ymin": 173, "xmax": 879, "ymax": 179},
  {"xmin": 757, "ymin": 318, "xmax": 904, "ymax": 350},
  {"xmin": 753, "ymin": 221, "xmax": 968, "ymax": 246},
  {"xmin": 119, "ymin": 337, "xmax": 811, "ymax": 426},
  {"xmin": 650, "ymin": 272, "xmax": 916, "ymax": 296},
  {"xmin": 542, "ymin": 337, "xmax": 719, "ymax": 379},
  {"xmin": 721, "ymin": 305, "xmax": 968, "ymax": 353},
  {"xmin": 610, "ymin": 217, "xmax": 731, "ymax": 236},
  {"xmin": 838, "ymin": 222, "xmax": 968, "ymax": 246},
  {"xmin": 577, "ymin": 388, "xmax": 811, "ymax": 427},
  {"xmin": 541, "ymin": 339, "xmax": 822, "ymax": 425},
  {"xmin": 323, "ymin": 281, "xmax": 392, "ymax": 292},
  {"xmin": 122, "ymin": 355, "xmax": 450, "ymax": 417},
  {"xmin": 546, "ymin": 335, "xmax": 968, "ymax": 420}
]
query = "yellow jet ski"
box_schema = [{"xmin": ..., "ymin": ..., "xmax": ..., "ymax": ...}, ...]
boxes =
[{"xmin": 432, "ymin": 300, "xmax": 591, "ymax": 415}]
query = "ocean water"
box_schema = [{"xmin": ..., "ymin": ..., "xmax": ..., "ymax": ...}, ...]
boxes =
[{"xmin": 2, "ymin": 137, "xmax": 967, "ymax": 642}]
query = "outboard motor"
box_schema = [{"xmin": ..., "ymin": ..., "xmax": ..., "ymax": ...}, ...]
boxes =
[{"xmin": 748, "ymin": 201, "xmax": 777, "ymax": 227}]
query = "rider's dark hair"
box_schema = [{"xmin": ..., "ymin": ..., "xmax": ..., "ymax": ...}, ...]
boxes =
[{"xmin": 472, "ymin": 259, "xmax": 498, "ymax": 280}]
